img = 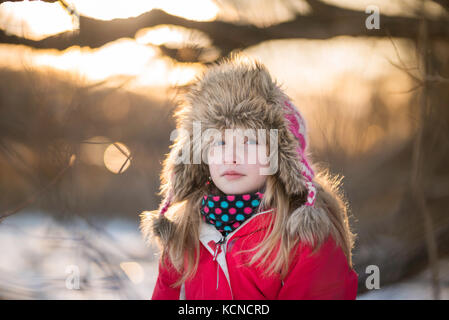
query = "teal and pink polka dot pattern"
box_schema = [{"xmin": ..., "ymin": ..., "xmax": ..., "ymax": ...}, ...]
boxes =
[{"xmin": 200, "ymin": 192, "xmax": 264, "ymax": 237}]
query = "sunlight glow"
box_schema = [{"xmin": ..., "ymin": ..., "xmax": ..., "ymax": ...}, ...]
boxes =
[
  {"xmin": 167, "ymin": 63, "xmax": 203, "ymax": 86},
  {"xmin": 136, "ymin": 25, "xmax": 211, "ymax": 48},
  {"xmin": 68, "ymin": 0, "xmax": 218, "ymax": 21},
  {"xmin": 245, "ymin": 36, "xmax": 416, "ymax": 156},
  {"xmin": 0, "ymin": 0, "xmax": 76, "ymax": 41},
  {"xmin": 104, "ymin": 142, "xmax": 131, "ymax": 174},
  {"xmin": 32, "ymin": 39, "xmax": 157, "ymax": 81},
  {"xmin": 0, "ymin": 0, "xmax": 218, "ymax": 42},
  {"xmin": 0, "ymin": 39, "xmax": 203, "ymax": 91},
  {"xmin": 156, "ymin": 0, "xmax": 219, "ymax": 22},
  {"xmin": 81, "ymin": 136, "xmax": 110, "ymax": 168}
]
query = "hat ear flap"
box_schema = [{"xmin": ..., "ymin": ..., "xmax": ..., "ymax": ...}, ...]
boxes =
[
  {"xmin": 142, "ymin": 133, "xmax": 208, "ymax": 247},
  {"xmin": 139, "ymin": 209, "xmax": 175, "ymax": 247}
]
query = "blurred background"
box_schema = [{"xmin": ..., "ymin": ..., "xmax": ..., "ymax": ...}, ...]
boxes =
[{"xmin": 0, "ymin": 0, "xmax": 448, "ymax": 299}]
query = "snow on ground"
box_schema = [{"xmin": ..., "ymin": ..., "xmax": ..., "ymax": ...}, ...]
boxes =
[
  {"xmin": 0, "ymin": 211, "xmax": 159, "ymax": 299},
  {"xmin": 0, "ymin": 211, "xmax": 447, "ymax": 299},
  {"xmin": 358, "ymin": 259, "xmax": 449, "ymax": 300}
]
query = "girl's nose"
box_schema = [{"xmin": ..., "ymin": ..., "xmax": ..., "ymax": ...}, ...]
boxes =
[{"xmin": 223, "ymin": 141, "xmax": 242, "ymax": 164}]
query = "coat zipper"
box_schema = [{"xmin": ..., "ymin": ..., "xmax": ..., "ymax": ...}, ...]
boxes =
[
  {"xmin": 211, "ymin": 208, "xmax": 274, "ymax": 293},
  {"xmin": 214, "ymin": 236, "xmax": 226, "ymax": 290}
]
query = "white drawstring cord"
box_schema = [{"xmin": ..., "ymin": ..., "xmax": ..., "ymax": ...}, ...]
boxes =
[
  {"xmin": 216, "ymin": 263, "xmax": 219, "ymax": 290},
  {"xmin": 213, "ymin": 236, "xmax": 225, "ymax": 290}
]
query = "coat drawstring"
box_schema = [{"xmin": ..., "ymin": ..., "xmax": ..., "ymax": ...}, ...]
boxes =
[
  {"xmin": 216, "ymin": 263, "xmax": 219, "ymax": 290},
  {"xmin": 213, "ymin": 236, "xmax": 225, "ymax": 290}
]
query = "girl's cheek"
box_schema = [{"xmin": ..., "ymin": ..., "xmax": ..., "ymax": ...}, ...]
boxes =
[
  {"xmin": 245, "ymin": 147, "xmax": 257, "ymax": 165},
  {"xmin": 208, "ymin": 147, "xmax": 223, "ymax": 165},
  {"xmin": 247, "ymin": 145, "xmax": 269, "ymax": 166}
]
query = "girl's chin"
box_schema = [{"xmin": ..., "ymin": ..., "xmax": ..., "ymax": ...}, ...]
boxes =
[{"xmin": 217, "ymin": 181, "xmax": 256, "ymax": 195}]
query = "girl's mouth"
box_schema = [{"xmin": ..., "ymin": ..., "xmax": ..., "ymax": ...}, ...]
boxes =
[
  {"xmin": 223, "ymin": 174, "xmax": 245, "ymax": 181},
  {"xmin": 221, "ymin": 170, "xmax": 245, "ymax": 181}
]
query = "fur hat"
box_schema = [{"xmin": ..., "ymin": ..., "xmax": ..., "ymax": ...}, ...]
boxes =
[{"xmin": 141, "ymin": 54, "xmax": 331, "ymax": 245}]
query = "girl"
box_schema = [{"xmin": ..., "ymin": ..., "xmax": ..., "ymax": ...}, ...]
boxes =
[{"xmin": 140, "ymin": 54, "xmax": 358, "ymax": 300}]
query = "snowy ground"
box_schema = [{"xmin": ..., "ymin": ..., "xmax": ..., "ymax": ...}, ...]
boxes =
[
  {"xmin": 0, "ymin": 211, "xmax": 447, "ymax": 299},
  {"xmin": 358, "ymin": 259, "xmax": 449, "ymax": 300},
  {"xmin": 0, "ymin": 211, "xmax": 159, "ymax": 299}
]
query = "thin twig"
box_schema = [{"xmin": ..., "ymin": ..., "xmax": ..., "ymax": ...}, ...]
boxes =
[
  {"xmin": 410, "ymin": 8, "xmax": 441, "ymax": 300},
  {"xmin": 0, "ymin": 154, "xmax": 76, "ymax": 222}
]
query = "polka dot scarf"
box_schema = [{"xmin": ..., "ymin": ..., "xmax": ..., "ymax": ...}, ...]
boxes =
[{"xmin": 200, "ymin": 191, "xmax": 264, "ymax": 237}]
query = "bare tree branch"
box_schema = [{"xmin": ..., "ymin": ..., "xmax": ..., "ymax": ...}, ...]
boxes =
[{"xmin": 0, "ymin": 3, "xmax": 448, "ymax": 62}]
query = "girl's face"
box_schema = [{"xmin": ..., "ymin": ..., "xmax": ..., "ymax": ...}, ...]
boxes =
[{"xmin": 207, "ymin": 129, "xmax": 270, "ymax": 195}]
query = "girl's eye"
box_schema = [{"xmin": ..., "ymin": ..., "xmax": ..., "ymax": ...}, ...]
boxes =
[
  {"xmin": 213, "ymin": 140, "xmax": 225, "ymax": 146},
  {"xmin": 246, "ymin": 139, "xmax": 257, "ymax": 145}
]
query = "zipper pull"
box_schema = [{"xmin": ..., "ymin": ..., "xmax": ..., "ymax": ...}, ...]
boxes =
[{"xmin": 213, "ymin": 236, "xmax": 225, "ymax": 261}]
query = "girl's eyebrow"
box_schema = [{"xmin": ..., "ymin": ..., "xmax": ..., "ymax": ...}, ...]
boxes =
[
  {"xmin": 242, "ymin": 135, "xmax": 256, "ymax": 142},
  {"xmin": 219, "ymin": 129, "xmax": 259, "ymax": 144}
]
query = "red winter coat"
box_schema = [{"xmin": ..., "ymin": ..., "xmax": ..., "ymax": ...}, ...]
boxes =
[{"xmin": 152, "ymin": 209, "xmax": 358, "ymax": 300}]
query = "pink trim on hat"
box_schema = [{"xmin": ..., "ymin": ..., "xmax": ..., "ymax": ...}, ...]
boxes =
[
  {"xmin": 283, "ymin": 100, "xmax": 316, "ymax": 207},
  {"xmin": 159, "ymin": 189, "xmax": 174, "ymax": 215}
]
